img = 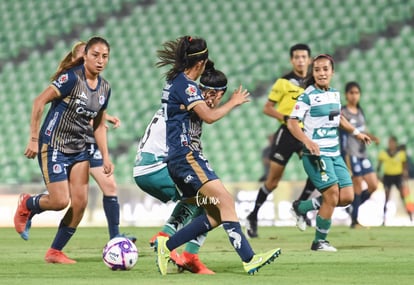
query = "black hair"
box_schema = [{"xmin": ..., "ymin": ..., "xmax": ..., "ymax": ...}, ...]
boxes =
[
  {"xmin": 305, "ymin": 54, "xmax": 335, "ymax": 88},
  {"xmin": 345, "ymin": 81, "xmax": 363, "ymax": 110},
  {"xmin": 85, "ymin": 36, "xmax": 110, "ymax": 53},
  {"xmin": 199, "ymin": 60, "xmax": 227, "ymax": 92},
  {"xmin": 156, "ymin": 35, "xmax": 208, "ymax": 81},
  {"xmin": 290, "ymin": 43, "xmax": 311, "ymax": 58}
]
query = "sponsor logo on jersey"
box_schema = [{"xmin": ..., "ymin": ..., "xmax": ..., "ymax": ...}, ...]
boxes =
[
  {"xmin": 76, "ymin": 106, "xmax": 98, "ymax": 118},
  {"xmin": 45, "ymin": 112, "xmax": 59, "ymax": 136},
  {"xmin": 184, "ymin": 174, "xmax": 193, "ymax": 183}
]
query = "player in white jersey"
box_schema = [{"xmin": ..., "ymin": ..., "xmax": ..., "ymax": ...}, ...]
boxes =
[{"xmin": 287, "ymin": 54, "xmax": 371, "ymax": 252}]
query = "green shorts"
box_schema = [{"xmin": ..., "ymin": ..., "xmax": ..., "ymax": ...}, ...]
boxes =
[
  {"xmin": 134, "ymin": 152, "xmax": 181, "ymax": 203},
  {"xmin": 302, "ymin": 155, "xmax": 352, "ymax": 192}
]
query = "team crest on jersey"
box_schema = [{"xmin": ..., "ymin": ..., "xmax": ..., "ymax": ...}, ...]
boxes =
[
  {"xmin": 185, "ymin": 84, "xmax": 198, "ymax": 96},
  {"xmin": 99, "ymin": 95, "xmax": 106, "ymax": 105}
]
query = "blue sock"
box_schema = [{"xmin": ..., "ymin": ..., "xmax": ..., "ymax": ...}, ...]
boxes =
[
  {"xmin": 26, "ymin": 194, "xmax": 45, "ymax": 215},
  {"xmin": 51, "ymin": 221, "xmax": 76, "ymax": 251},
  {"xmin": 360, "ymin": 190, "xmax": 371, "ymax": 204},
  {"xmin": 103, "ymin": 196, "xmax": 120, "ymax": 239},
  {"xmin": 166, "ymin": 214, "xmax": 211, "ymax": 250},
  {"xmin": 351, "ymin": 194, "xmax": 361, "ymax": 223},
  {"xmin": 222, "ymin": 221, "xmax": 254, "ymax": 262}
]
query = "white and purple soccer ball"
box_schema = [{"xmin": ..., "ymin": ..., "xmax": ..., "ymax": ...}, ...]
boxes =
[{"xmin": 102, "ymin": 237, "xmax": 138, "ymax": 270}]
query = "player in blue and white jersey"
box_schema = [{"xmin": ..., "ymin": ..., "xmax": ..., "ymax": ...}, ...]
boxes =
[
  {"xmin": 340, "ymin": 81, "xmax": 379, "ymax": 228},
  {"xmin": 20, "ymin": 41, "xmax": 135, "ymax": 243},
  {"xmin": 15, "ymin": 37, "xmax": 113, "ymax": 264},
  {"xmin": 154, "ymin": 35, "xmax": 281, "ymax": 275},
  {"xmin": 287, "ymin": 54, "xmax": 371, "ymax": 251},
  {"xmin": 134, "ymin": 61, "xmax": 228, "ymax": 274}
]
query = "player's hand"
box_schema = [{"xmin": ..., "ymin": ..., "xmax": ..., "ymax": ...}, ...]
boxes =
[
  {"xmin": 24, "ymin": 140, "xmax": 38, "ymax": 159},
  {"xmin": 304, "ymin": 140, "xmax": 320, "ymax": 156},
  {"xmin": 106, "ymin": 115, "xmax": 121, "ymax": 128},
  {"xmin": 356, "ymin": 133, "xmax": 371, "ymax": 145},
  {"xmin": 230, "ymin": 85, "xmax": 250, "ymax": 106},
  {"xmin": 103, "ymin": 159, "xmax": 114, "ymax": 177}
]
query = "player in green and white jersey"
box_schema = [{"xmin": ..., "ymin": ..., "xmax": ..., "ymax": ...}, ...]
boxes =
[{"xmin": 287, "ymin": 54, "xmax": 371, "ymax": 251}]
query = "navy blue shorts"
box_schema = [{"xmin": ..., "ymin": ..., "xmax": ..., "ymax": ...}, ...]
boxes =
[
  {"xmin": 167, "ymin": 151, "xmax": 219, "ymax": 198},
  {"xmin": 344, "ymin": 155, "xmax": 374, "ymax": 177},
  {"xmin": 87, "ymin": 143, "xmax": 103, "ymax": 168},
  {"xmin": 38, "ymin": 143, "xmax": 89, "ymax": 184}
]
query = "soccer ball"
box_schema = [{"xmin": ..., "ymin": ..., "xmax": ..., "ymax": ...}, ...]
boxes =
[{"xmin": 102, "ymin": 237, "xmax": 138, "ymax": 270}]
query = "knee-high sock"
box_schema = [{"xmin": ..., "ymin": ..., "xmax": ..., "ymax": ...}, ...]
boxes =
[
  {"xmin": 314, "ymin": 215, "xmax": 331, "ymax": 242},
  {"xmin": 298, "ymin": 196, "xmax": 322, "ymax": 214},
  {"xmin": 223, "ymin": 221, "xmax": 255, "ymax": 263},
  {"xmin": 351, "ymin": 194, "xmax": 361, "ymax": 223},
  {"xmin": 166, "ymin": 214, "xmax": 211, "ymax": 251},
  {"xmin": 103, "ymin": 196, "xmax": 120, "ymax": 239},
  {"xmin": 51, "ymin": 220, "xmax": 76, "ymax": 251},
  {"xmin": 249, "ymin": 184, "xmax": 271, "ymax": 218},
  {"xmin": 298, "ymin": 178, "xmax": 316, "ymax": 200}
]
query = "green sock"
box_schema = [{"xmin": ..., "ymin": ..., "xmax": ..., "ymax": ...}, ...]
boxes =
[
  {"xmin": 162, "ymin": 201, "xmax": 199, "ymax": 235},
  {"xmin": 184, "ymin": 241, "xmax": 200, "ymax": 254},
  {"xmin": 314, "ymin": 215, "xmax": 331, "ymax": 242},
  {"xmin": 298, "ymin": 196, "xmax": 322, "ymax": 214}
]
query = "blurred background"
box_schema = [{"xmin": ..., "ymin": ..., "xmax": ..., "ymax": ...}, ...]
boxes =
[{"xmin": 0, "ymin": 0, "xmax": 413, "ymax": 226}]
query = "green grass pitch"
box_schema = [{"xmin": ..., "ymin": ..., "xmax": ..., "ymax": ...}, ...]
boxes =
[{"xmin": 1, "ymin": 226, "xmax": 413, "ymax": 285}]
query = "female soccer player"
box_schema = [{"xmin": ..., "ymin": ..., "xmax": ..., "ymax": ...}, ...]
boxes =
[
  {"xmin": 340, "ymin": 81, "xmax": 379, "ymax": 228},
  {"xmin": 154, "ymin": 35, "xmax": 281, "ymax": 275},
  {"xmin": 15, "ymin": 36, "xmax": 112, "ymax": 264},
  {"xmin": 287, "ymin": 54, "xmax": 371, "ymax": 251},
  {"xmin": 134, "ymin": 60, "xmax": 227, "ymax": 274},
  {"xmin": 20, "ymin": 41, "xmax": 135, "ymax": 243}
]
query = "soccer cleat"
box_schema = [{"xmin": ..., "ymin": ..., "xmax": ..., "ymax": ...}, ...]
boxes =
[
  {"xmin": 44, "ymin": 248, "xmax": 77, "ymax": 264},
  {"xmin": 155, "ymin": 236, "xmax": 171, "ymax": 275},
  {"xmin": 176, "ymin": 251, "xmax": 215, "ymax": 274},
  {"xmin": 116, "ymin": 233, "xmax": 137, "ymax": 243},
  {"xmin": 149, "ymin": 231, "xmax": 169, "ymax": 248},
  {"xmin": 243, "ymin": 247, "xmax": 281, "ymax": 275},
  {"xmin": 290, "ymin": 200, "xmax": 307, "ymax": 231},
  {"xmin": 245, "ymin": 213, "xmax": 258, "ymax": 238},
  {"xmin": 14, "ymin": 193, "xmax": 32, "ymax": 235},
  {"xmin": 20, "ymin": 219, "xmax": 32, "ymax": 241},
  {"xmin": 311, "ymin": 240, "xmax": 337, "ymax": 252}
]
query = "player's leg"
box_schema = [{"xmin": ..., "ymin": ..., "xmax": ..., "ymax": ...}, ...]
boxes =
[
  {"xmin": 45, "ymin": 159, "xmax": 89, "ymax": 264},
  {"xmin": 90, "ymin": 166, "xmax": 122, "ymax": 240},
  {"xmin": 349, "ymin": 175, "xmax": 363, "ymax": 227},
  {"xmin": 382, "ymin": 176, "xmax": 392, "ymax": 225},
  {"xmin": 14, "ymin": 145, "xmax": 71, "ymax": 237}
]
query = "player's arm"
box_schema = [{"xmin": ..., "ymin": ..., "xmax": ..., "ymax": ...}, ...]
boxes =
[
  {"xmin": 263, "ymin": 100, "xmax": 286, "ymax": 122},
  {"xmin": 340, "ymin": 116, "xmax": 371, "ymax": 145},
  {"xmin": 24, "ymin": 86, "xmax": 59, "ymax": 159},
  {"xmin": 287, "ymin": 118, "xmax": 320, "ymax": 156},
  {"xmin": 105, "ymin": 113, "xmax": 121, "ymax": 128},
  {"xmin": 93, "ymin": 110, "xmax": 113, "ymax": 176},
  {"xmin": 193, "ymin": 85, "xmax": 249, "ymax": 124},
  {"xmin": 263, "ymin": 79, "xmax": 287, "ymax": 122}
]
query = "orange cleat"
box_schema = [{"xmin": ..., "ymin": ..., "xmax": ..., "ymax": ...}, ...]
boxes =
[
  {"xmin": 44, "ymin": 248, "xmax": 76, "ymax": 264},
  {"xmin": 14, "ymin": 193, "xmax": 32, "ymax": 234},
  {"xmin": 179, "ymin": 251, "xmax": 215, "ymax": 274},
  {"xmin": 149, "ymin": 231, "xmax": 169, "ymax": 248}
]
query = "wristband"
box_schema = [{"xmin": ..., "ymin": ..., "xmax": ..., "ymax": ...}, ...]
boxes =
[
  {"xmin": 31, "ymin": 137, "xmax": 39, "ymax": 142},
  {"xmin": 283, "ymin": 115, "xmax": 289, "ymax": 123},
  {"xmin": 352, "ymin": 129, "xmax": 360, "ymax": 136}
]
